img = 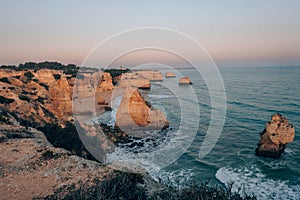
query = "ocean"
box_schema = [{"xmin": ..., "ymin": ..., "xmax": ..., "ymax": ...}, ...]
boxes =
[{"xmin": 103, "ymin": 66, "xmax": 300, "ymax": 200}]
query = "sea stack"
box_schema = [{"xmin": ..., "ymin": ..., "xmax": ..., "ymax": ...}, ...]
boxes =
[
  {"xmin": 165, "ymin": 72, "xmax": 176, "ymax": 78},
  {"xmin": 116, "ymin": 87, "xmax": 169, "ymax": 132},
  {"xmin": 255, "ymin": 113, "xmax": 295, "ymax": 158},
  {"xmin": 179, "ymin": 77, "xmax": 192, "ymax": 85}
]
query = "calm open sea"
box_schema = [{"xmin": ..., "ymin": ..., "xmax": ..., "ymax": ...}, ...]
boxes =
[{"xmin": 105, "ymin": 66, "xmax": 300, "ymax": 200}]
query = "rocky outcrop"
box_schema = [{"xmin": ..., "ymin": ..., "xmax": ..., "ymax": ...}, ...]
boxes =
[
  {"xmin": 0, "ymin": 68, "xmax": 115, "ymax": 125},
  {"xmin": 116, "ymin": 87, "xmax": 169, "ymax": 132},
  {"xmin": 96, "ymin": 72, "xmax": 114, "ymax": 92},
  {"xmin": 118, "ymin": 72, "xmax": 151, "ymax": 89},
  {"xmin": 165, "ymin": 72, "xmax": 176, "ymax": 78},
  {"xmin": 255, "ymin": 113, "xmax": 295, "ymax": 158},
  {"xmin": 74, "ymin": 71, "xmax": 114, "ymax": 99},
  {"xmin": 135, "ymin": 70, "xmax": 163, "ymax": 81},
  {"xmin": 179, "ymin": 77, "xmax": 192, "ymax": 85},
  {"xmin": 0, "ymin": 69, "xmax": 74, "ymax": 125}
]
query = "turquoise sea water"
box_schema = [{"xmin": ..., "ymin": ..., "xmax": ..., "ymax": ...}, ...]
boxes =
[{"xmin": 105, "ymin": 66, "xmax": 300, "ymax": 200}]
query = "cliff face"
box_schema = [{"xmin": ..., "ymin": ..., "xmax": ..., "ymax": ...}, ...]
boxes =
[
  {"xmin": 73, "ymin": 71, "xmax": 114, "ymax": 99},
  {"xmin": 0, "ymin": 69, "xmax": 115, "ymax": 125},
  {"xmin": 135, "ymin": 70, "xmax": 163, "ymax": 81},
  {"xmin": 0, "ymin": 69, "xmax": 74, "ymax": 125},
  {"xmin": 117, "ymin": 70, "xmax": 163, "ymax": 89},
  {"xmin": 256, "ymin": 113, "xmax": 295, "ymax": 158},
  {"xmin": 118, "ymin": 72, "xmax": 151, "ymax": 89},
  {"xmin": 116, "ymin": 87, "xmax": 169, "ymax": 132}
]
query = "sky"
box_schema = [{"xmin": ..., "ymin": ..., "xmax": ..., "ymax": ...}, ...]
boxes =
[{"xmin": 0, "ymin": 0, "xmax": 300, "ymax": 67}]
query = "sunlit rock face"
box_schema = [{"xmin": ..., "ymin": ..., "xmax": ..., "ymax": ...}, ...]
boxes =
[
  {"xmin": 0, "ymin": 69, "xmax": 73, "ymax": 125},
  {"xmin": 135, "ymin": 70, "xmax": 163, "ymax": 81},
  {"xmin": 255, "ymin": 113, "xmax": 295, "ymax": 158},
  {"xmin": 115, "ymin": 87, "xmax": 169, "ymax": 133},
  {"xmin": 117, "ymin": 72, "xmax": 151, "ymax": 89},
  {"xmin": 74, "ymin": 71, "xmax": 114, "ymax": 99}
]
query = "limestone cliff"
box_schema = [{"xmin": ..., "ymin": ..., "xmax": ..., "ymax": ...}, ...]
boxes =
[
  {"xmin": 255, "ymin": 113, "xmax": 295, "ymax": 158},
  {"xmin": 0, "ymin": 68, "xmax": 114, "ymax": 125},
  {"xmin": 0, "ymin": 69, "xmax": 73, "ymax": 125},
  {"xmin": 135, "ymin": 70, "xmax": 163, "ymax": 81},
  {"xmin": 118, "ymin": 72, "xmax": 151, "ymax": 89}
]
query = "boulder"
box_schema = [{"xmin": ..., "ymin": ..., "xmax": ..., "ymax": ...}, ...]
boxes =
[
  {"xmin": 179, "ymin": 77, "xmax": 192, "ymax": 85},
  {"xmin": 255, "ymin": 113, "xmax": 295, "ymax": 158},
  {"xmin": 165, "ymin": 72, "xmax": 176, "ymax": 78},
  {"xmin": 116, "ymin": 87, "xmax": 169, "ymax": 132}
]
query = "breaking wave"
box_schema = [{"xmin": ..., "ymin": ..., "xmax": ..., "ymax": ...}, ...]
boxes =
[{"xmin": 215, "ymin": 166, "xmax": 300, "ymax": 200}]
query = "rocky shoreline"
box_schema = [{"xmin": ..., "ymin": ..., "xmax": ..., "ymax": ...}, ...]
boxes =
[{"xmin": 0, "ymin": 62, "xmax": 257, "ymax": 199}]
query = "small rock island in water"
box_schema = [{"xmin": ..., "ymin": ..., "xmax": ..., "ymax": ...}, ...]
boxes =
[
  {"xmin": 178, "ymin": 76, "xmax": 192, "ymax": 85},
  {"xmin": 255, "ymin": 113, "xmax": 295, "ymax": 158}
]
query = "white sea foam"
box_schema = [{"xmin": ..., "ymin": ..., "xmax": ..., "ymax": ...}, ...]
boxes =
[
  {"xmin": 106, "ymin": 129, "xmax": 194, "ymax": 185},
  {"xmin": 148, "ymin": 94, "xmax": 174, "ymax": 99},
  {"xmin": 215, "ymin": 166, "xmax": 300, "ymax": 200}
]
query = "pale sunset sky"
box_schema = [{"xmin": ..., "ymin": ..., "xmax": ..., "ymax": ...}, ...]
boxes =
[{"xmin": 0, "ymin": 0, "xmax": 300, "ymax": 67}]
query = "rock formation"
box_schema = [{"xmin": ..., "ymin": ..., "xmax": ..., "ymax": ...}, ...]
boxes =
[
  {"xmin": 255, "ymin": 113, "xmax": 295, "ymax": 158},
  {"xmin": 74, "ymin": 71, "xmax": 114, "ymax": 99},
  {"xmin": 0, "ymin": 69, "xmax": 74, "ymax": 125},
  {"xmin": 165, "ymin": 72, "xmax": 176, "ymax": 78},
  {"xmin": 135, "ymin": 70, "xmax": 163, "ymax": 81},
  {"xmin": 118, "ymin": 72, "xmax": 151, "ymax": 89},
  {"xmin": 179, "ymin": 77, "xmax": 192, "ymax": 85},
  {"xmin": 0, "ymin": 67, "xmax": 115, "ymax": 126},
  {"xmin": 116, "ymin": 87, "xmax": 169, "ymax": 132}
]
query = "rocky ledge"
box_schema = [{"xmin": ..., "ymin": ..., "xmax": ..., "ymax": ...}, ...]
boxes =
[{"xmin": 255, "ymin": 113, "xmax": 295, "ymax": 158}]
